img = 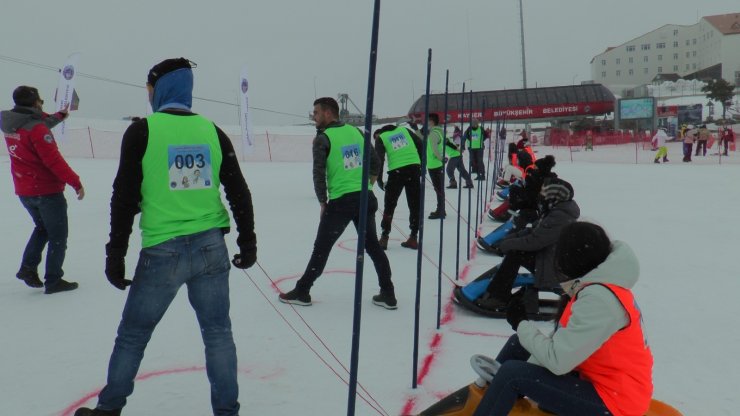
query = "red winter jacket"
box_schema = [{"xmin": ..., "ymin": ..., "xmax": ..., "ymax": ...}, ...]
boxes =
[{"xmin": 1, "ymin": 106, "xmax": 82, "ymax": 196}]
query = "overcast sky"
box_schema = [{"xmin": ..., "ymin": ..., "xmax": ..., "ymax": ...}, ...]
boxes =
[{"xmin": 1, "ymin": 0, "xmax": 738, "ymax": 126}]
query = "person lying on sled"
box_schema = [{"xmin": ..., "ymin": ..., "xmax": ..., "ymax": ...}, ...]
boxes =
[
  {"xmin": 477, "ymin": 177, "xmax": 579, "ymax": 310},
  {"xmin": 473, "ymin": 221, "xmax": 653, "ymax": 416}
]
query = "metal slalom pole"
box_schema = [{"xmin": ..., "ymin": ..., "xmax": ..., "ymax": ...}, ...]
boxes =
[
  {"xmin": 348, "ymin": 0, "xmax": 380, "ymax": 413},
  {"xmin": 413, "ymin": 48, "xmax": 432, "ymax": 389}
]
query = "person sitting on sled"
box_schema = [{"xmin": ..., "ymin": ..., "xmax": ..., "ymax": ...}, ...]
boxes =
[
  {"xmin": 476, "ymin": 177, "xmax": 579, "ymax": 310},
  {"xmin": 482, "ymin": 155, "xmax": 557, "ymax": 249},
  {"xmin": 496, "ymin": 143, "xmax": 523, "ymax": 188},
  {"xmin": 472, "ymin": 221, "xmax": 653, "ymax": 416}
]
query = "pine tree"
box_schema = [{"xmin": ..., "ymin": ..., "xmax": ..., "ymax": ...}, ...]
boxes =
[{"xmin": 701, "ymin": 79, "xmax": 735, "ymax": 122}]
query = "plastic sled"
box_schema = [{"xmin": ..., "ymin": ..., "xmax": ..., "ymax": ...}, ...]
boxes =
[
  {"xmin": 416, "ymin": 382, "xmax": 683, "ymax": 415},
  {"xmin": 479, "ymin": 220, "xmax": 514, "ymax": 246},
  {"xmin": 453, "ymin": 271, "xmax": 562, "ymax": 321}
]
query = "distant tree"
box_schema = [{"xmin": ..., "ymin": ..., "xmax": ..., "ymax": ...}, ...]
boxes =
[{"xmin": 701, "ymin": 78, "xmax": 735, "ymax": 121}]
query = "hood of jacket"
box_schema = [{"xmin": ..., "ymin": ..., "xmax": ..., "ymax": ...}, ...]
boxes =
[
  {"xmin": 151, "ymin": 68, "xmax": 193, "ymax": 112},
  {"xmin": 563, "ymin": 240, "xmax": 640, "ymax": 296},
  {"xmin": 0, "ymin": 106, "xmax": 43, "ymax": 134}
]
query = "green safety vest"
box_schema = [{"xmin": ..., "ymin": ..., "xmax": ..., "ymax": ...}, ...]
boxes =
[
  {"xmin": 379, "ymin": 127, "xmax": 420, "ymax": 170},
  {"xmin": 468, "ymin": 126, "xmax": 484, "ymax": 149},
  {"xmin": 446, "ymin": 137, "xmax": 461, "ymax": 158},
  {"xmin": 140, "ymin": 112, "xmax": 230, "ymax": 248},
  {"xmin": 324, "ymin": 124, "xmax": 367, "ymax": 200},
  {"xmin": 427, "ymin": 126, "xmax": 444, "ymax": 170}
]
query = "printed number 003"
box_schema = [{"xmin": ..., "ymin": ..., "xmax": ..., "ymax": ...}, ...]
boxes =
[{"xmin": 174, "ymin": 154, "xmax": 206, "ymax": 169}]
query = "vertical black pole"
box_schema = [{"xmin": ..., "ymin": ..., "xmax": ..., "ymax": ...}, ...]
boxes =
[
  {"xmin": 348, "ymin": 0, "xmax": 380, "ymax": 413},
  {"xmin": 413, "ymin": 48, "xmax": 433, "ymax": 389},
  {"xmin": 466, "ymin": 89, "xmax": 473, "ymax": 260},
  {"xmin": 455, "ymin": 83, "xmax": 465, "ymax": 280},
  {"xmin": 483, "ymin": 107, "xmax": 493, "ymax": 212},
  {"xmin": 437, "ymin": 70, "xmax": 449, "ymax": 329}
]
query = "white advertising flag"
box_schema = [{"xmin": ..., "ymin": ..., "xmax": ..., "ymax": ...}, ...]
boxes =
[
  {"xmin": 239, "ymin": 67, "xmax": 254, "ymax": 154},
  {"xmin": 53, "ymin": 53, "xmax": 81, "ymax": 141}
]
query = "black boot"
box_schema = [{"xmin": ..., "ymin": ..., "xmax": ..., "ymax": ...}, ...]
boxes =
[
  {"xmin": 446, "ymin": 179, "xmax": 457, "ymax": 189},
  {"xmin": 45, "ymin": 279, "xmax": 79, "ymax": 294},
  {"xmin": 654, "ymin": 159, "xmax": 660, "ymax": 164},
  {"xmin": 16, "ymin": 267, "xmax": 43, "ymax": 288}
]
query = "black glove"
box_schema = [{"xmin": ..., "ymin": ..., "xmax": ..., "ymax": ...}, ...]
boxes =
[
  {"xmin": 377, "ymin": 177, "xmax": 385, "ymax": 191},
  {"xmin": 506, "ymin": 297, "xmax": 527, "ymax": 331},
  {"xmin": 105, "ymin": 244, "xmax": 131, "ymax": 290},
  {"xmin": 232, "ymin": 245, "xmax": 257, "ymax": 269}
]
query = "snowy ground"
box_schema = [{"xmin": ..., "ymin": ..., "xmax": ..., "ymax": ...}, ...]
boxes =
[{"xmin": 1, "ymin": 141, "xmax": 738, "ymax": 415}]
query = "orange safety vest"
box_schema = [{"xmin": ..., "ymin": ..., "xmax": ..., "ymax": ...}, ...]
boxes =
[
  {"xmin": 522, "ymin": 145, "xmax": 537, "ymax": 163},
  {"xmin": 559, "ymin": 284, "xmax": 653, "ymax": 416}
]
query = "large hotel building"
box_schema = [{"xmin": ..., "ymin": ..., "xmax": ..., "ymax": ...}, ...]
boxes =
[{"xmin": 590, "ymin": 13, "xmax": 740, "ymax": 96}]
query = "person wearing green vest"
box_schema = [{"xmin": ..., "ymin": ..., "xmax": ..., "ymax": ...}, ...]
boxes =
[
  {"xmin": 464, "ymin": 117, "xmax": 486, "ymax": 180},
  {"xmin": 427, "ymin": 113, "xmax": 446, "ymax": 219},
  {"xmin": 75, "ymin": 58, "xmax": 256, "ymax": 416},
  {"xmin": 444, "ymin": 126, "xmax": 474, "ymax": 189},
  {"xmin": 279, "ymin": 97, "xmax": 396, "ymax": 309},
  {"xmin": 373, "ymin": 123, "xmax": 423, "ymax": 250}
]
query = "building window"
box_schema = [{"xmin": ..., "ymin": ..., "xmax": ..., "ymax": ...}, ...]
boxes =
[
  {"xmin": 673, "ymin": 29, "xmax": 679, "ymax": 36},
  {"xmin": 601, "ymin": 71, "xmax": 606, "ymax": 78},
  {"xmin": 644, "ymin": 56, "xmax": 649, "ymax": 62},
  {"xmin": 692, "ymin": 63, "xmax": 696, "ymax": 69},
  {"xmin": 735, "ymin": 71, "xmax": 740, "ymax": 85},
  {"xmin": 626, "ymin": 45, "xmax": 635, "ymax": 52},
  {"xmin": 629, "ymin": 69, "xmax": 634, "ymax": 76},
  {"xmin": 658, "ymin": 66, "xmax": 663, "ymax": 73},
  {"xmin": 641, "ymin": 44, "xmax": 651, "ymax": 50},
  {"xmin": 693, "ymin": 38, "xmax": 697, "ymax": 45},
  {"xmin": 686, "ymin": 64, "xmax": 689, "ymax": 70},
  {"xmin": 616, "ymin": 58, "xmax": 621, "ymax": 65},
  {"xmin": 686, "ymin": 52, "xmax": 690, "ymax": 58},
  {"xmin": 692, "ymin": 51, "xmax": 696, "ymax": 57},
  {"xmin": 629, "ymin": 57, "xmax": 633, "ymax": 63},
  {"xmin": 673, "ymin": 41, "xmax": 679, "ymax": 47},
  {"xmin": 616, "ymin": 70, "xmax": 621, "ymax": 77},
  {"xmin": 674, "ymin": 65, "xmax": 679, "ymax": 71},
  {"xmin": 644, "ymin": 68, "xmax": 649, "ymax": 74},
  {"xmin": 658, "ymin": 54, "xmax": 663, "ymax": 61},
  {"xmin": 686, "ymin": 40, "xmax": 690, "ymax": 46},
  {"xmin": 657, "ymin": 42, "xmax": 666, "ymax": 49},
  {"xmin": 601, "ymin": 59, "xmax": 606, "ymax": 65},
  {"xmin": 673, "ymin": 53, "xmax": 679, "ymax": 60}
]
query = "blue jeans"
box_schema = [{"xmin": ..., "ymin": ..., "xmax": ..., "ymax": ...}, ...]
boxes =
[
  {"xmin": 97, "ymin": 228, "xmax": 240, "ymax": 416},
  {"xmin": 473, "ymin": 335, "xmax": 611, "ymax": 416},
  {"xmin": 19, "ymin": 192, "xmax": 68, "ymax": 287}
]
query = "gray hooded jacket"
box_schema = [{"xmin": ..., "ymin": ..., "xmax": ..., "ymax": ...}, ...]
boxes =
[{"xmin": 517, "ymin": 241, "xmax": 640, "ymax": 375}]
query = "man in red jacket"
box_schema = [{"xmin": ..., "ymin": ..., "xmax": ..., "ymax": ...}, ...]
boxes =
[{"xmin": 1, "ymin": 85, "xmax": 84, "ymax": 294}]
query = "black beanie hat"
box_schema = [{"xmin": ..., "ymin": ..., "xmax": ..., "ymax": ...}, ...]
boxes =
[
  {"xmin": 13, "ymin": 86, "xmax": 41, "ymax": 107},
  {"xmin": 535, "ymin": 155, "xmax": 556, "ymax": 175},
  {"xmin": 517, "ymin": 150, "xmax": 533, "ymax": 168},
  {"xmin": 555, "ymin": 222, "xmax": 611, "ymax": 281},
  {"xmin": 147, "ymin": 58, "xmax": 195, "ymax": 87}
]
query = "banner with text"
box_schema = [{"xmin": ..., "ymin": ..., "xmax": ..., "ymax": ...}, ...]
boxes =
[
  {"xmin": 239, "ymin": 67, "xmax": 254, "ymax": 155},
  {"xmin": 53, "ymin": 53, "xmax": 81, "ymax": 141}
]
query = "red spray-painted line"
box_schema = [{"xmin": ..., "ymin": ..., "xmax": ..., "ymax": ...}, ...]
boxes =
[
  {"xmin": 58, "ymin": 365, "xmax": 284, "ymax": 416},
  {"xmin": 59, "ymin": 365, "xmax": 205, "ymax": 416},
  {"xmin": 399, "ymin": 241, "xmax": 479, "ymax": 414}
]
